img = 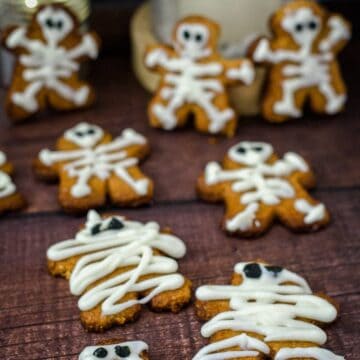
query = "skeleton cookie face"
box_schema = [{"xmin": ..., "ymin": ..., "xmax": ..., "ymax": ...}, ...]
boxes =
[
  {"xmin": 64, "ymin": 122, "xmax": 104, "ymax": 148},
  {"xmin": 282, "ymin": 7, "xmax": 321, "ymax": 47},
  {"xmin": 228, "ymin": 141, "xmax": 273, "ymax": 166},
  {"xmin": 36, "ymin": 6, "xmax": 74, "ymax": 45},
  {"xmin": 175, "ymin": 21, "xmax": 212, "ymax": 59},
  {"xmin": 82, "ymin": 210, "xmax": 125, "ymax": 237}
]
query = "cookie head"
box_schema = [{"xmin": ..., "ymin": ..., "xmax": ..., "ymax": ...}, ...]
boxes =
[
  {"xmin": 173, "ymin": 16, "xmax": 219, "ymax": 60},
  {"xmin": 228, "ymin": 141, "xmax": 273, "ymax": 166},
  {"xmin": 36, "ymin": 5, "xmax": 75, "ymax": 44},
  {"xmin": 64, "ymin": 122, "xmax": 104, "ymax": 148}
]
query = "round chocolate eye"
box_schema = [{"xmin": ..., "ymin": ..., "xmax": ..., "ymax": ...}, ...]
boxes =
[
  {"xmin": 243, "ymin": 263, "xmax": 262, "ymax": 279},
  {"xmin": 107, "ymin": 218, "xmax": 124, "ymax": 231},
  {"xmin": 295, "ymin": 23, "xmax": 303, "ymax": 32},
  {"xmin": 115, "ymin": 345, "xmax": 131, "ymax": 357},
  {"xmin": 253, "ymin": 146, "xmax": 262, "ymax": 152},
  {"xmin": 236, "ymin": 146, "xmax": 246, "ymax": 154},
  {"xmin": 75, "ymin": 131, "xmax": 84, "ymax": 137},
  {"xmin": 195, "ymin": 33, "xmax": 203, "ymax": 42},
  {"xmin": 57, "ymin": 20, "xmax": 63, "ymax": 30},
  {"xmin": 265, "ymin": 265, "xmax": 283, "ymax": 277},
  {"xmin": 93, "ymin": 347, "xmax": 108, "ymax": 358},
  {"xmin": 87, "ymin": 128, "xmax": 95, "ymax": 135},
  {"xmin": 183, "ymin": 30, "xmax": 191, "ymax": 40},
  {"xmin": 91, "ymin": 223, "xmax": 102, "ymax": 235},
  {"xmin": 308, "ymin": 21, "xmax": 317, "ymax": 30},
  {"xmin": 46, "ymin": 18, "xmax": 54, "ymax": 28}
]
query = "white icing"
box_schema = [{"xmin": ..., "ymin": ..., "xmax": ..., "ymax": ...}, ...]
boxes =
[
  {"xmin": 295, "ymin": 199, "xmax": 326, "ymax": 224},
  {"xmin": 252, "ymin": 6, "xmax": 349, "ymax": 117},
  {"xmin": 47, "ymin": 210, "xmax": 186, "ymax": 315},
  {"xmin": 195, "ymin": 262, "xmax": 340, "ymax": 358},
  {"xmin": 0, "ymin": 151, "xmax": 16, "ymax": 199},
  {"xmin": 39, "ymin": 126, "xmax": 150, "ymax": 198},
  {"xmin": 226, "ymin": 60, "xmax": 255, "ymax": 86},
  {"xmin": 79, "ymin": 340, "xmax": 148, "ymax": 360},
  {"xmin": 275, "ymin": 347, "xmax": 345, "ymax": 360},
  {"xmin": 204, "ymin": 142, "xmax": 315, "ymax": 232},
  {"xmin": 5, "ymin": 5, "xmax": 99, "ymax": 112},
  {"xmin": 64, "ymin": 122, "xmax": 104, "ymax": 148},
  {"xmin": 0, "ymin": 151, "xmax": 6, "ymax": 166},
  {"xmin": 192, "ymin": 334, "xmax": 270, "ymax": 360}
]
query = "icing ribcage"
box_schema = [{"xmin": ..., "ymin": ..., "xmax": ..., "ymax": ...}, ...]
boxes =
[{"xmin": 47, "ymin": 219, "xmax": 186, "ymax": 315}]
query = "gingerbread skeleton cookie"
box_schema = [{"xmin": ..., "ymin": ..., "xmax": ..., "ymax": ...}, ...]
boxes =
[
  {"xmin": 34, "ymin": 122, "xmax": 153, "ymax": 213},
  {"xmin": 47, "ymin": 210, "xmax": 192, "ymax": 331},
  {"xmin": 197, "ymin": 141, "xmax": 329, "ymax": 237},
  {"xmin": 2, "ymin": 4, "xmax": 100, "ymax": 122},
  {"xmin": 79, "ymin": 340, "xmax": 149, "ymax": 359},
  {"xmin": 145, "ymin": 16, "xmax": 255, "ymax": 137},
  {"xmin": 194, "ymin": 261, "xmax": 344, "ymax": 360},
  {"xmin": 0, "ymin": 151, "xmax": 26, "ymax": 214},
  {"xmin": 249, "ymin": 0, "xmax": 351, "ymax": 122}
]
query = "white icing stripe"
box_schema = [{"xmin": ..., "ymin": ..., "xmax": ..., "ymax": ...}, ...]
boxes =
[
  {"xmin": 275, "ymin": 347, "xmax": 345, "ymax": 360},
  {"xmin": 295, "ymin": 199, "xmax": 326, "ymax": 224},
  {"xmin": 79, "ymin": 341, "xmax": 148, "ymax": 360},
  {"xmin": 0, "ymin": 151, "xmax": 16, "ymax": 199},
  {"xmin": 47, "ymin": 210, "xmax": 186, "ymax": 315},
  {"xmin": 195, "ymin": 262, "xmax": 339, "ymax": 356},
  {"xmin": 39, "ymin": 126, "xmax": 149, "ymax": 198}
]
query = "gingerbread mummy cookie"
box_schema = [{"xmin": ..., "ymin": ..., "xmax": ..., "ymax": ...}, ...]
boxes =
[
  {"xmin": 47, "ymin": 210, "xmax": 192, "ymax": 331},
  {"xmin": 79, "ymin": 340, "xmax": 149, "ymax": 359},
  {"xmin": 249, "ymin": 0, "xmax": 351, "ymax": 123},
  {"xmin": 197, "ymin": 141, "xmax": 329, "ymax": 237},
  {"xmin": 194, "ymin": 261, "xmax": 344, "ymax": 360},
  {"xmin": 145, "ymin": 16, "xmax": 255, "ymax": 137},
  {"xmin": 33, "ymin": 122, "xmax": 154, "ymax": 213},
  {"xmin": 2, "ymin": 4, "xmax": 100, "ymax": 122},
  {"xmin": 0, "ymin": 151, "xmax": 26, "ymax": 214}
]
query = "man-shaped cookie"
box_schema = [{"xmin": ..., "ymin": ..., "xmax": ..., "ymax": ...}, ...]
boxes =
[
  {"xmin": 194, "ymin": 261, "xmax": 344, "ymax": 359},
  {"xmin": 0, "ymin": 151, "xmax": 26, "ymax": 214},
  {"xmin": 197, "ymin": 141, "xmax": 329, "ymax": 237},
  {"xmin": 2, "ymin": 4, "xmax": 100, "ymax": 121},
  {"xmin": 34, "ymin": 122, "xmax": 153, "ymax": 213},
  {"xmin": 249, "ymin": 0, "xmax": 351, "ymax": 122},
  {"xmin": 47, "ymin": 210, "xmax": 192, "ymax": 331},
  {"xmin": 145, "ymin": 16, "xmax": 255, "ymax": 137}
]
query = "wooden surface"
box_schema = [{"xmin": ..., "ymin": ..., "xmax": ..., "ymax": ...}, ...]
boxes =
[{"xmin": 0, "ymin": 39, "xmax": 359, "ymax": 360}]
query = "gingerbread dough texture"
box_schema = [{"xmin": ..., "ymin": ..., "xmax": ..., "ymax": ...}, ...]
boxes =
[
  {"xmin": 0, "ymin": 151, "xmax": 26, "ymax": 214},
  {"xmin": 47, "ymin": 210, "xmax": 192, "ymax": 332},
  {"xmin": 2, "ymin": 4, "xmax": 100, "ymax": 122},
  {"xmin": 33, "ymin": 122, "xmax": 154, "ymax": 213},
  {"xmin": 249, "ymin": 0, "xmax": 351, "ymax": 123},
  {"xmin": 145, "ymin": 15, "xmax": 255, "ymax": 137},
  {"xmin": 197, "ymin": 141, "xmax": 329, "ymax": 237},
  {"xmin": 194, "ymin": 261, "xmax": 344, "ymax": 360}
]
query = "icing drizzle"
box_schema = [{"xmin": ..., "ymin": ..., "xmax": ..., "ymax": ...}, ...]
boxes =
[
  {"xmin": 39, "ymin": 125, "xmax": 150, "ymax": 198},
  {"xmin": 194, "ymin": 262, "xmax": 343, "ymax": 360},
  {"xmin": 47, "ymin": 210, "xmax": 186, "ymax": 315}
]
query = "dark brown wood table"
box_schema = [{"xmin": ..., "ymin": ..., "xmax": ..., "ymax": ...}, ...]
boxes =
[{"xmin": 0, "ymin": 38, "xmax": 359, "ymax": 359}]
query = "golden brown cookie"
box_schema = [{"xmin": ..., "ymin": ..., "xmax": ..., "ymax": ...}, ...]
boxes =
[
  {"xmin": 197, "ymin": 141, "xmax": 330, "ymax": 237},
  {"xmin": 33, "ymin": 122, "xmax": 154, "ymax": 213},
  {"xmin": 0, "ymin": 150, "xmax": 26, "ymax": 215},
  {"xmin": 144, "ymin": 15, "xmax": 255, "ymax": 137},
  {"xmin": 1, "ymin": 4, "xmax": 100, "ymax": 122},
  {"xmin": 248, "ymin": 0, "xmax": 351, "ymax": 123},
  {"xmin": 47, "ymin": 210, "xmax": 192, "ymax": 332},
  {"xmin": 193, "ymin": 261, "xmax": 343, "ymax": 360}
]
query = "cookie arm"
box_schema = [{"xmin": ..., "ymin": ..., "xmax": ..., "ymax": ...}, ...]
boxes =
[
  {"xmin": 1, "ymin": 26, "xmax": 28, "ymax": 55},
  {"xmin": 144, "ymin": 45, "xmax": 176, "ymax": 73},
  {"xmin": 66, "ymin": 31, "xmax": 101, "ymax": 62},
  {"xmin": 223, "ymin": 58, "xmax": 255, "ymax": 86},
  {"xmin": 319, "ymin": 14, "xmax": 351, "ymax": 54}
]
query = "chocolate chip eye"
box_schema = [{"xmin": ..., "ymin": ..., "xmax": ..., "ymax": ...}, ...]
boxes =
[
  {"xmin": 91, "ymin": 223, "xmax": 102, "ymax": 235},
  {"xmin": 253, "ymin": 146, "xmax": 262, "ymax": 152},
  {"xmin": 243, "ymin": 263, "xmax": 262, "ymax": 279},
  {"xmin": 195, "ymin": 33, "xmax": 203, "ymax": 42},
  {"xmin": 295, "ymin": 23, "xmax": 303, "ymax": 32},
  {"xmin": 308, "ymin": 21, "xmax": 317, "ymax": 30},
  {"xmin": 57, "ymin": 20, "xmax": 63, "ymax": 30},
  {"xmin": 183, "ymin": 30, "xmax": 191, "ymax": 40},
  {"xmin": 115, "ymin": 345, "xmax": 131, "ymax": 357},
  {"xmin": 93, "ymin": 347, "xmax": 108, "ymax": 358},
  {"xmin": 265, "ymin": 265, "xmax": 283, "ymax": 277},
  {"xmin": 236, "ymin": 146, "xmax": 246, "ymax": 154},
  {"xmin": 107, "ymin": 218, "xmax": 124, "ymax": 231},
  {"xmin": 75, "ymin": 131, "xmax": 84, "ymax": 137},
  {"xmin": 87, "ymin": 128, "xmax": 95, "ymax": 135},
  {"xmin": 46, "ymin": 18, "xmax": 54, "ymax": 28}
]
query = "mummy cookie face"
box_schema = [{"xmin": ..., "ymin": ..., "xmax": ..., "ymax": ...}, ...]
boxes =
[
  {"xmin": 194, "ymin": 261, "xmax": 344, "ymax": 360},
  {"xmin": 197, "ymin": 141, "xmax": 329, "ymax": 237},
  {"xmin": 33, "ymin": 123, "xmax": 154, "ymax": 213},
  {"xmin": 249, "ymin": 0, "xmax": 351, "ymax": 122},
  {"xmin": 145, "ymin": 15, "xmax": 255, "ymax": 137},
  {"xmin": 1, "ymin": 4, "xmax": 100, "ymax": 122},
  {"xmin": 47, "ymin": 210, "xmax": 191, "ymax": 331},
  {"xmin": 79, "ymin": 341, "xmax": 149, "ymax": 360},
  {"xmin": 0, "ymin": 151, "xmax": 26, "ymax": 214}
]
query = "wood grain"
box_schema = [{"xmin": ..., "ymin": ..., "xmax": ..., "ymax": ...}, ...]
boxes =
[{"xmin": 0, "ymin": 17, "xmax": 359, "ymax": 360}]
